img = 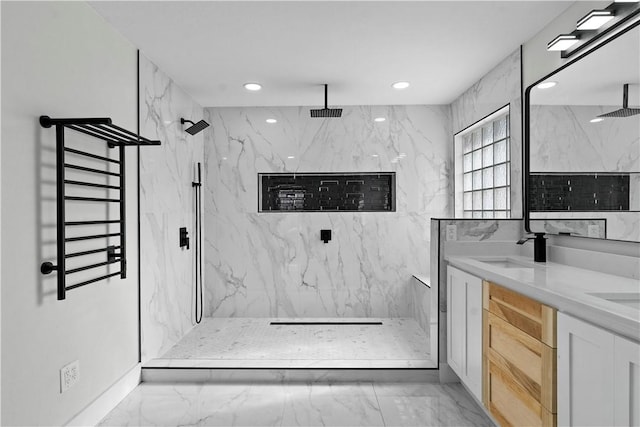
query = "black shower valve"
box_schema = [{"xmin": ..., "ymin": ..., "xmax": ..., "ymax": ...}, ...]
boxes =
[
  {"xmin": 179, "ymin": 227, "xmax": 190, "ymax": 250},
  {"xmin": 321, "ymin": 229, "xmax": 332, "ymax": 243}
]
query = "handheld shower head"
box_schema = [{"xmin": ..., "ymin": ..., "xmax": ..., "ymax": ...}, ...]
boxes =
[{"xmin": 181, "ymin": 118, "xmax": 210, "ymax": 135}]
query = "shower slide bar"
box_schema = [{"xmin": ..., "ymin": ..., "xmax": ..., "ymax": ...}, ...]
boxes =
[{"xmin": 39, "ymin": 116, "xmax": 161, "ymax": 300}]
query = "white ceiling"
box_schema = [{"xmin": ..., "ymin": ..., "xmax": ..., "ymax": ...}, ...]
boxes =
[{"xmin": 90, "ymin": 1, "xmax": 573, "ymax": 108}]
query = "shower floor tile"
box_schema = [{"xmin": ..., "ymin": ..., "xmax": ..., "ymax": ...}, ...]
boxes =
[{"xmin": 153, "ymin": 317, "xmax": 435, "ymax": 369}]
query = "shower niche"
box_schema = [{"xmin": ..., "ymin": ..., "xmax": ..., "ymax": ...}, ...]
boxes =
[{"xmin": 258, "ymin": 172, "xmax": 395, "ymax": 212}]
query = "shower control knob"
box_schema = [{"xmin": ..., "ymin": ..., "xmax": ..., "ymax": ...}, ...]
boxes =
[{"xmin": 179, "ymin": 227, "xmax": 190, "ymax": 250}]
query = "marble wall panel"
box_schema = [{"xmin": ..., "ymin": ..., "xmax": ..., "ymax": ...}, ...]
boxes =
[
  {"xmin": 529, "ymin": 105, "xmax": 639, "ymax": 172},
  {"xmin": 450, "ymin": 49, "xmax": 523, "ymax": 218},
  {"xmin": 529, "ymin": 105, "xmax": 639, "ymax": 241},
  {"xmin": 139, "ymin": 54, "xmax": 205, "ymax": 361},
  {"xmin": 204, "ymin": 105, "xmax": 451, "ymax": 317}
]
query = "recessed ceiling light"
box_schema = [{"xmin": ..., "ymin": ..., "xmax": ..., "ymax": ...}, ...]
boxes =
[
  {"xmin": 590, "ymin": 117, "xmax": 605, "ymax": 123},
  {"xmin": 287, "ymin": 156, "xmax": 295, "ymax": 159},
  {"xmin": 392, "ymin": 81, "xmax": 410, "ymax": 90},
  {"xmin": 577, "ymin": 10, "xmax": 614, "ymax": 30},
  {"xmin": 374, "ymin": 117, "xmax": 386, "ymax": 122},
  {"xmin": 537, "ymin": 81, "xmax": 557, "ymax": 89},
  {"xmin": 243, "ymin": 82, "xmax": 262, "ymax": 91},
  {"xmin": 266, "ymin": 118, "xmax": 277, "ymax": 124},
  {"xmin": 547, "ymin": 35, "xmax": 579, "ymax": 51},
  {"xmin": 222, "ymin": 157, "xmax": 228, "ymax": 160}
]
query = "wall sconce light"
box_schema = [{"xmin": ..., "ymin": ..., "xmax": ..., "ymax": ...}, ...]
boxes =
[
  {"xmin": 576, "ymin": 10, "xmax": 615, "ymax": 30},
  {"xmin": 547, "ymin": 35, "xmax": 579, "ymax": 51},
  {"xmin": 547, "ymin": 1, "xmax": 639, "ymax": 57}
]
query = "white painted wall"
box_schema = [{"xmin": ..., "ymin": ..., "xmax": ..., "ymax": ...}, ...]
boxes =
[{"xmin": 1, "ymin": 3, "xmax": 139, "ymax": 425}]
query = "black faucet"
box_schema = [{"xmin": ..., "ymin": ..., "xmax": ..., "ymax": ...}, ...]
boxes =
[{"xmin": 517, "ymin": 232, "xmax": 546, "ymax": 263}]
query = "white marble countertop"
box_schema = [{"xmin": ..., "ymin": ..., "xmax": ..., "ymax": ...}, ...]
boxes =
[{"xmin": 446, "ymin": 255, "xmax": 640, "ymax": 342}]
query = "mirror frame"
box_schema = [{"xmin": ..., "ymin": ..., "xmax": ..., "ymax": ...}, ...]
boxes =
[{"xmin": 523, "ymin": 21, "xmax": 640, "ymax": 240}]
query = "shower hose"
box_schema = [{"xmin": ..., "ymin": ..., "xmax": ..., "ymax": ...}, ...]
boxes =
[{"xmin": 193, "ymin": 162, "xmax": 203, "ymax": 324}]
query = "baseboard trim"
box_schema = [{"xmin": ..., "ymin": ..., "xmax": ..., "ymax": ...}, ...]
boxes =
[{"xmin": 65, "ymin": 363, "xmax": 141, "ymax": 426}]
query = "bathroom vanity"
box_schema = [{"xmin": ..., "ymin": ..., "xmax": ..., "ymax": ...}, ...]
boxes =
[{"xmin": 446, "ymin": 255, "xmax": 640, "ymax": 427}]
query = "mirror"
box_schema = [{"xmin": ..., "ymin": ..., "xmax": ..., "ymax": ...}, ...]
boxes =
[{"xmin": 525, "ymin": 24, "xmax": 640, "ymax": 242}]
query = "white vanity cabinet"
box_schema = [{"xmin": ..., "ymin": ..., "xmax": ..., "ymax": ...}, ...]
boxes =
[
  {"xmin": 447, "ymin": 265, "xmax": 483, "ymax": 401},
  {"xmin": 558, "ymin": 312, "xmax": 640, "ymax": 427}
]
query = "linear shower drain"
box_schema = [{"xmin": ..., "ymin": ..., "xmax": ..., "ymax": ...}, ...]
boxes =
[{"xmin": 269, "ymin": 321, "xmax": 383, "ymax": 325}]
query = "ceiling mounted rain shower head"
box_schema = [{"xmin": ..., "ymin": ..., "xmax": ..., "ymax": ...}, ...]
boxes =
[
  {"xmin": 598, "ymin": 84, "xmax": 640, "ymax": 118},
  {"xmin": 181, "ymin": 118, "xmax": 210, "ymax": 135},
  {"xmin": 310, "ymin": 84, "xmax": 342, "ymax": 118}
]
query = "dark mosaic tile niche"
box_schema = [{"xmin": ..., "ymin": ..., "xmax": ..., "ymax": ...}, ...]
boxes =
[
  {"xmin": 259, "ymin": 173, "xmax": 396, "ymax": 212},
  {"xmin": 529, "ymin": 173, "xmax": 630, "ymax": 211}
]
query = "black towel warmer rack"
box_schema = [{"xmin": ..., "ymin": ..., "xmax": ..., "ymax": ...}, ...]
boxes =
[{"xmin": 39, "ymin": 116, "xmax": 161, "ymax": 300}]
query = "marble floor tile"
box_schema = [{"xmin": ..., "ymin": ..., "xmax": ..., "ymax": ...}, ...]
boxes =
[
  {"xmin": 158, "ymin": 317, "xmax": 433, "ymax": 368},
  {"xmin": 280, "ymin": 383, "xmax": 384, "ymax": 427},
  {"xmin": 99, "ymin": 382, "xmax": 494, "ymax": 427},
  {"xmin": 374, "ymin": 383, "xmax": 493, "ymax": 427},
  {"xmin": 98, "ymin": 383, "xmax": 286, "ymax": 427}
]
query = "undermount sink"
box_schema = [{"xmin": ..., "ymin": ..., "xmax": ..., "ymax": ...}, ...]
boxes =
[
  {"xmin": 587, "ymin": 292, "xmax": 640, "ymax": 310},
  {"xmin": 477, "ymin": 258, "xmax": 535, "ymax": 269}
]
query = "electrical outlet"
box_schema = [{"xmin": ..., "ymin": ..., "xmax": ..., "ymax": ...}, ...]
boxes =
[
  {"xmin": 587, "ymin": 225, "xmax": 600, "ymax": 238},
  {"xmin": 446, "ymin": 225, "xmax": 457, "ymax": 241},
  {"xmin": 60, "ymin": 360, "xmax": 79, "ymax": 393}
]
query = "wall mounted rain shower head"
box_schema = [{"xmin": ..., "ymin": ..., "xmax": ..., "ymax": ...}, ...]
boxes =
[
  {"xmin": 310, "ymin": 84, "xmax": 342, "ymax": 118},
  {"xmin": 181, "ymin": 118, "xmax": 210, "ymax": 135}
]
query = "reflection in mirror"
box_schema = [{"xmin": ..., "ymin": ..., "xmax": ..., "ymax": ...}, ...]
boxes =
[{"xmin": 527, "ymin": 24, "xmax": 640, "ymax": 242}]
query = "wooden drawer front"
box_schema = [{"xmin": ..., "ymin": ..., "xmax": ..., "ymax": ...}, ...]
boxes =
[
  {"xmin": 486, "ymin": 311, "xmax": 556, "ymax": 413},
  {"xmin": 483, "ymin": 281, "xmax": 556, "ymax": 348},
  {"xmin": 486, "ymin": 359, "xmax": 556, "ymax": 427}
]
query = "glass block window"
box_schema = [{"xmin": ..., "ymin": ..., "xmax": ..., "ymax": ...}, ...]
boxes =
[{"xmin": 461, "ymin": 113, "xmax": 511, "ymax": 218}]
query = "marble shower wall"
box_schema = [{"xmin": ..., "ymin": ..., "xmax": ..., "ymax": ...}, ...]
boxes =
[
  {"xmin": 204, "ymin": 106, "xmax": 451, "ymax": 317},
  {"xmin": 450, "ymin": 49, "xmax": 523, "ymax": 218},
  {"xmin": 529, "ymin": 105, "xmax": 639, "ymax": 173},
  {"xmin": 139, "ymin": 54, "xmax": 205, "ymax": 361},
  {"xmin": 529, "ymin": 104, "xmax": 640, "ymax": 242}
]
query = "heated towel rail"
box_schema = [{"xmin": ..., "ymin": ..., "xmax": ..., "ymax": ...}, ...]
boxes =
[{"xmin": 39, "ymin": 116, "xmax": 160, "ymax": 300}]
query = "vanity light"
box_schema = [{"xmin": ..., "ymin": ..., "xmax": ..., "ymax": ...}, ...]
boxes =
[
  {"xmin": 374, "ymin": 117, "xmax": 386, "ymax": 122},
  {"xmin": 590, "ymin": 117, "xmax": 605, "ymax": 123},
  {"xmin": 287, "ymin": 156, "xmax": 295, "ymax": 159},
  {"xmin": 266, "ymin": 118, "xmax": 277, "ymax": 124},
  {"xmin": 537, "ymin": 81, "xmax": 557, "ymax": 89},
  {"xmin": 392, "ymin": 81, "xmax": 410, "ymax": 90},
  {"xmin": 577, "ymin": 10, "xmax": 614, "ymax": 30},
  {"xmin": 547, "ymin": 35, "xmax": 579, "ymax": 51},
  {"xmin": 243, "ymin": 82, "xmax": 262, "ymax": 91}
]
